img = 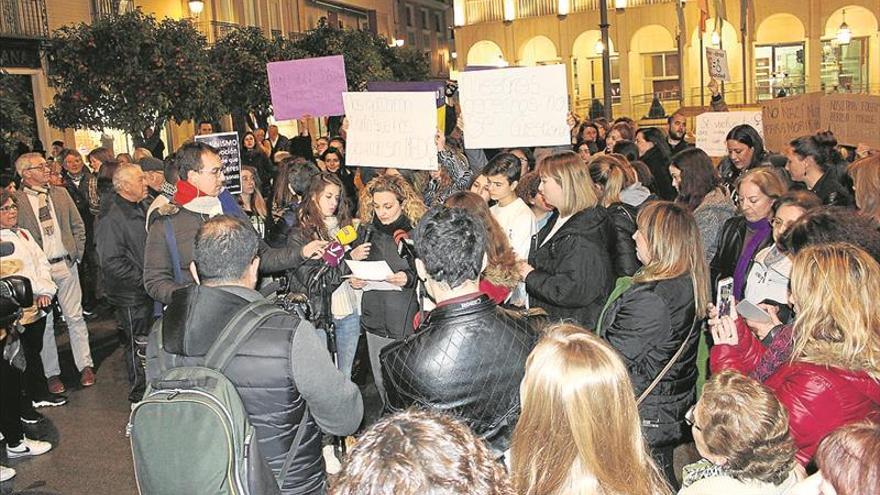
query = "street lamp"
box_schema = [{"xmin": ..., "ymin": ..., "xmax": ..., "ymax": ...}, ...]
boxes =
[
  {"xmin": 836, "ymin": 10, "xmax": 852, "ymax": 45},
  {"xmin": 188, "ymin": 0, "xmax": 204, "ymax": 15},
  {"xmin": 710, "ymin": 30, "xmax": 721, "ymax": 46},
  {"xmin": 594, "ymin": 39, "xmax": 605, "ymax": 54},
  {"xmin": 558, "ymin": 0, "xmax": 570, "ymax": 17},
  {"xmin": 599, "ymin": 0, "xmax": 613, "ymax": 119},
  {"xmin": 391, "ymin": 38, "xmax": 405, "ymax": 47},
  {"xmin": 614, "ymin": 0, "xmax": 626, "ymax": 12}
]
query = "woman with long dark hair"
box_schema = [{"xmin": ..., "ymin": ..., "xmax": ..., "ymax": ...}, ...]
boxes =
[
  {"xmin": 719, "ymin": 125, "xmax": 768, "ymax": 195},
  {"xmin": 320, "ymin": 147, "xmax": 357, "ymax": 215},
  {"xmin": 635, "ymin": 128, "xmax": 676, "ymax": 200},
  {"xmin": 241, "ymin": 131, "xmax": 275, "ymax": 193},
  {"xmin": 786, "ymin": 131, "xmax": 854, "ymax": 206}
]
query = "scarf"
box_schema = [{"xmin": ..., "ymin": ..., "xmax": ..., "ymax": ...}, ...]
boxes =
[
  {"xmin": 733, "ymin": 218, "xmax": 771, "ymax": 299},
  {"xmin": 371, "ymin": 213, "xmax": 411, "ymax": 238},
  {"xmin": 172, "ymin": 179, "xmax": 244, "ymax": 219},
  {"xmin": 23, "ymin": 185, "xmax": 54, "ymax": 237},
  {"xmin": 681, "ymin": 458, "xmax": 730, "ymax": 488}
]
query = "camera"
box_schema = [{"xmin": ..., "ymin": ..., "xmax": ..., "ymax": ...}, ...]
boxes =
[{"xmin": 1, "ymin": 241, "xmax": 34, "ymax": 329}]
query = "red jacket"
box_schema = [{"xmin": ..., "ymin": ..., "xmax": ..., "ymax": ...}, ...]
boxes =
[{"xmin": 711, "ymin": 318, "xmax": 880, "ymax": 465}]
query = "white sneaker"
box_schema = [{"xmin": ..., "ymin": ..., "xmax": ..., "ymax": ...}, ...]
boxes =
[
  {"xmin": 6, "ymin": 437, "xmax": 52, "ymax": 459},
  {"xmin": 0, "ymin": 465, "xmax": 15, "ymax": 482}
]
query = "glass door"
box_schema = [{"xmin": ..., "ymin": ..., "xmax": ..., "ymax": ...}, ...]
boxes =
[
  {"xmin": 821, "ymin": 37, "xmax": 869, "ymax": 92},
  {"xmin": 755, "ymin": 43, "xmax": 805, "ymax": 101}
]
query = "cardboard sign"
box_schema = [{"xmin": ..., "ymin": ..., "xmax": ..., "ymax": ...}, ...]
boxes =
[
  {"xmin": 761, "ymin": 93, "xmax": 822, "ymax": 153},
  {"xmin": 343, "ymin": 92, "xmax": 438, "ymax": 170},
  {"xmin": 194, "ymin": 132, "xmax": 242, "ymax": 194},
  {"xmin": 458, "ymin": 65, "xmax": 570, "ymax": 148},
  {"xmin": 820, "ymin": 93, "xmax": 880, "ymax": 148},
  {"xmin": 696, "ymin": 111, "xmax": 764, "ymax": 157},
  {"xmin": 267, "ymin": 55, "xmax": 348, "ymax": 120},
  {"xmin": 367, "ymin": 80, "xmax": 447, "ymax": 133},
  {"xmin": 706, "ymin": 47, "xmax": 730, "ymax": 82}
]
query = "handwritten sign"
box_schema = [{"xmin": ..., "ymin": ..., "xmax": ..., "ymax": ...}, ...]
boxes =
[
  {"xmin": 761, "ymin": 93, "xmax": 822, "ymax": 153},
  {"xmin": 194, "ymin": 132, "xmax": 242, "ymax": 194},
  {"xmin": 706, "ymin": 47, "xmax": 730, "ymax": 82},
  {"xmin": 267, "ymin": 55, "xmax": 348, "ymax": 120},
  {"xmin": 458, "ymin": 65, "xmax": 570, "ymax": 148},
  {"xmin": 696, "ymin": 111, "xmax": 764, "ymax": 157},
  {"xmin": 343, "ymin": 92, "xmax": 438, "ymax": 170},
  {"xmin": 367, "ymin": 80, "xmax": 447, "ymax": 133},
  {"xmin": 820, "ymin": 94, "xmax": 880, "ymax": 148}
]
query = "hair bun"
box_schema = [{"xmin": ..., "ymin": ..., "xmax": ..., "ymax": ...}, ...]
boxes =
[{"xmin": 813, "ymin": 131, "xmax": 838, "ymax": 149}]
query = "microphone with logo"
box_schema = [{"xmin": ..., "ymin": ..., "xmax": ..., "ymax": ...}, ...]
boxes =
[
  {"xmin": 310, "ymin": 225, "xmax": 358, "ymax": 287},
  {"xmin": 393, "ymin": 229, "xmax": 418, "ymax": 267}
]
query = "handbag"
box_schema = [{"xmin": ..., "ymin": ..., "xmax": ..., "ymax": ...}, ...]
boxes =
[{"xmin": 636, "ymin": 315, "xmax": 699, "ymax": 406}]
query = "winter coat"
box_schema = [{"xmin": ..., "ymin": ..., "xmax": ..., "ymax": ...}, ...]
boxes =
[
  {"xmin": 693, "ymin": 188, "xmax": 737, "ymax": 265},
  {"xmin": 606, "ymin": 202, "xmax": 641, "ymax": 278},
  {"xmin": 709, "ymin": 215, "xmax": 773, "ymax": 290},
  {"xmin": 95, "ymin": 193, "xmax": 151, "ymax": 307},
  {"xmin": 710, "ymin": 318, "xmax": 880, "ymax": 464},
  {"xmin": 525, "ymin": 207, "xmax": 614, "ymax": 329},
  {"xmin": 601, "ymin": 274, "xmax": 699, "ymax": 447}
]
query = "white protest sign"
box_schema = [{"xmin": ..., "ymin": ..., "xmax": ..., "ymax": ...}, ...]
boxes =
[
  {"xmin": 459, "ymin": 65, "xmax": 570, "ymax": 149},
  {"xmin": 706, "ymin": 47, "xmax": 730, "ymax": 82},
  {"xmin": 343, "ymin": 92, "xmax": 438, "ymax": 170},
  {"xmin": 696, "ymin": 111, "xmax": 764, "ymax": 157}
]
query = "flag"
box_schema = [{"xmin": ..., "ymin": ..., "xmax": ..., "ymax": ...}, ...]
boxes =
[
  {"xmin": 740, "ymin": 0, "xmax": 755, "ymax": 35},
  {"xmin": 698, "ymin": 0, "xmax": 710, "ymax": 32},
  {"xmin": 713, "ymin": 0, "xmax": 727, "ymax": 33}
]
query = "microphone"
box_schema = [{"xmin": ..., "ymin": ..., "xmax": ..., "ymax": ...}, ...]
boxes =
[
  {"xmin": 311, "ymin": 226, "xmax": 358, "ymax": 285},
  {"xmin": 393, "ymin": 229, "xmax": 417, "ymax": 262},
  {"xmin": 362, "ymin": 225, "xmax": 373, "ymax": 245}
]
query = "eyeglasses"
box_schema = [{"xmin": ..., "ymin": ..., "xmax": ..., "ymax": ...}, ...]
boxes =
[
  {"xmin": 0, "ymin": 204, "xmax": 18, "ymax": 212},
  {"xmin": 24, "ymin": 163, "xmax": 50, "ymax": 171},
  {"xmin": 196, "ymin": 167, "xmax": 224, "ymax": 177},
  {"xmin": 684, "ymin": 404, "xmax": 701, "ymax": 431}
]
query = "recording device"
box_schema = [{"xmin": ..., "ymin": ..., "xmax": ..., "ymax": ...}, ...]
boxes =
[
  {"xmin": 310, "ymin": 226, "xmax": 358, "ymax": 286},
  {"xmin": 362, "ymin": 225, "xmax": 373, "ymax": 245},
  {"xmin": 716, "ymin": 277, "xmax": 734, "ymax": 318},
  {"xmin": 1, "ymin": 242, "xmax": 35, "ymax": 330},
  {"xmin": 393, "ymin": 229, "xmax": 417, "ymax": 262},
  {"xmin": 445, "ymin": 81, "xmax": 458, "ymax": 98}
]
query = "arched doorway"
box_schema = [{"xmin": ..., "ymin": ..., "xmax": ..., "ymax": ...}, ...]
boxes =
[
  {"xmin": 821, "ymin": 6, "xmax": 879, "ymax": 93},
  {"xmin": 466, "ymin": 40, "xmax": 506, "ymax": 67},
  {"xmin": 571, "ymin": 30, "xmax": 619, "ymax": 112},
  {"xmin": 518, "ymin": 35, "xmax": 559, "ymax": 66}
]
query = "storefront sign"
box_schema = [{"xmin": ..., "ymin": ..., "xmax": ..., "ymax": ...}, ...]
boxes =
[
  {"xmin": 0, "ymin": 38, "xmax": 42, "ymax": 69},
  {"xmin": 458, "ymin": 65, "xmax": 570, "ymax": 149},
  {"xmin": 761, "ymin": 93, "xmax": 822, "ymax": 153},
  {"xmin": 194, "ymin": 132, "xmax": 242, "ymax": 194},
  {"xmin": 267, "ymin": 55, "xmax": 348, "ymax": 120},
  {"xmin": 696, "ymin": 111, "xmax": 764, "ymax": 157},
  {"xmin": 343, "ymin": 92, "xmax": 438, "ymax": 170}
]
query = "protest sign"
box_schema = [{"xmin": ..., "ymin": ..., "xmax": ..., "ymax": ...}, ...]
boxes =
[
  {"xmin": 458, "ymin": 65, "xmax": 570, "ymax": 149},
  {"xmin": 761, "ymin": 92, "xmax": 822, "ymax": 153},
  {"xmin": 820, "ymin": 93, "xmax": 880, "ymax": 148},
  {"xmin": 343, "ymin": 92, "xmax": 438, "ymax": 170},
  {"xmin": 267, "ymin": 55, "xmax": 347, "ymax": 120},
  {"xmin": 695, "ymin": 111, "xmax": 764, "ymax": 157},
  {"xmin": 194, "ymin": 132, "xmax": 242, "ymax": 194},
  {"xmin": 706, "ymin": 47, "xmax": 730, "ymax": 82},
  {"xmin": 367, "ymin": 80, "xmax": 447, "ymax": 133}
]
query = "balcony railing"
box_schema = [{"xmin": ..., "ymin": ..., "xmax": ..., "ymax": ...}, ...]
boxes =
[
  {"xmin": 0, "ymin": 0, "xmax": 49, "ymax": 39},
  {"xmin": 460, "ymin": 0, "xmax": 676, "ymax": 25},
  {"xmin": 211, "ymin": 20, "xmax": 238, "ymax": 41},
  {"xmin": 91, "ymin": 0, "xmax": 134, "ymax": 21}
]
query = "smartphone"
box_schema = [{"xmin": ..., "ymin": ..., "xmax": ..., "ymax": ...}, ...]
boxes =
[
  {"xmin": 716, "ymin": 277, "xmax": 734, "ymax": 317},
  {"xmin": 736, "ymin": 299, "xmax": 772, "ymax": 324}
]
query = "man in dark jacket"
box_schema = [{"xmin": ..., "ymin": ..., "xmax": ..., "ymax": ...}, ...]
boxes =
[
  {"xmin": 666, "ymin": 111, "xmax": 692, "ymax": 156},
  {"xmin": 96, "ymin": 163, "xmax": 154, "ymax": 403},
  {"xmin": 144, "ymin": 142, "xmax": 326, "ymax": 305},
  {"xmin": 146, "ymin": 215, "xmax": 363, "ymax": 494},
  {"xmin": 381, "ymin": 207, "xmax": 536, "ymax": 456}
]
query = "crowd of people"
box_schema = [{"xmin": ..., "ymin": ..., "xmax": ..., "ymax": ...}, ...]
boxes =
[{"xmin": 1, "ymin": 87, "xmax": 879, "ymax": 495}]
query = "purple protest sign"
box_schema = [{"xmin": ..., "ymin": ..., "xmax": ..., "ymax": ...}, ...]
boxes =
[{"xmin": 267, "ymin": 55, "xmax": 348, "ymax": 120}]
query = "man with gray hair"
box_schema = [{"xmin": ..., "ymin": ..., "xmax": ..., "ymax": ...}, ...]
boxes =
[
  {"xmin": 13, "ymin": 152, "xmax": 95, "ymax": 392},
  {"xmin": 95, "ymin": 163, "xmax": 153, "ymax": 403}
]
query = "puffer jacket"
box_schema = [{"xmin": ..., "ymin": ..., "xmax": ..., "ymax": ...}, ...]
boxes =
[
  {"xmin": 710, "ymin": 318, "xmax": 880, "ymax": 464},
  {"xmin": 381, "ymin": 293, "xmax": 537, "ymax": 455},
  {"xmin": 525, "ymin": 207, "xmax": 614, "ymax": 329},
  {"xmin": 606, "ymin": 202, "xmax": 640, "ymax": 278},
  {"xmin": 146, "ymin": 285, "xmax": 353, "ymax": 494},
  {"xmin": 601, "ymin": 274, "xmax": 699, "ymax": 447}
]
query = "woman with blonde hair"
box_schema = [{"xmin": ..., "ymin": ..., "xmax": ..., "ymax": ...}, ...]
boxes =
[
  {"xmin": 351, "ymin": 173, "xmax": 426, "ymax": 402},
  {"xmin": 589, "ymin": 154, "xmax": 640, "ymax": 277},
  {"xmin": 511, "ymin": 324, "xmax": 670, "ymax": 495},
  {"xmin": 848, "ymin": 153, "xmax": 880, "ymax": 222},
  {"xmin": 598, "ymin": 201, "xmax": 709, "ymax": 488},
  {"xmin": 710, "ymin": 242, "xmax": 880, "ymax": 464},
  {"xmin": 681, "ymin": 370, "xmax": 800, "ymax": 494},
  {"xmin": 518, "ymin": 151, "xmax": 614, "ymax": 328},
  {"xmin": 445, "ymin": 191, "xmax": 520, "ymax": 304}
]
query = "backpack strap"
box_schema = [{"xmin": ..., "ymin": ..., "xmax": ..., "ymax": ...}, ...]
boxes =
[
  {"xmin": 276, "ymin": 318, "xmax": 314, "ymax": 488},
  {"xmin": 163, "ymin": 217, "xmax": 183, "ymax": 284},
  {"xmin": 204, "ymin": 300, "xmax": 286, "ymax": 372}
]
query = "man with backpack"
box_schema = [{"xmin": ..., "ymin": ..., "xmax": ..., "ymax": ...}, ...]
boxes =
[{"xmin": 141, "ymin": 215, "xmax": 363, "ymax": 494}]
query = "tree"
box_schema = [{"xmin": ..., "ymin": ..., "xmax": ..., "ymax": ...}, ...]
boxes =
[
  {"xmin": 0, "ymin": 71, "xmax": 35, "ymax": 157},
  {"xmin": 45, "ymin": 10, "xmax": 222, "ymax": 137}
]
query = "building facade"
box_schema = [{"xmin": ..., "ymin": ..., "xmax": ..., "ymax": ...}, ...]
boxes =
[{"xmin": 452, "ymin": 0, "xmax": 879, "ymax": 119}]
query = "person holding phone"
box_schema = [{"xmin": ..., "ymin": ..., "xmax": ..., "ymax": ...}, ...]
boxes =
[{"xmin": 598, "ymin": 201, "xmax": 710, "ymax": 489}]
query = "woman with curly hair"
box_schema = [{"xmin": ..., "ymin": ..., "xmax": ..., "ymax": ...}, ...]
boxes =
[
  {"xmin": 680, "ymin": 370, "xmax": 800, "ymax": 494},
  {"xmin": 351, "ymin": 173, "xmax": 426, "ymax": 401},
  {"xmin": 445, "ymin": 192, "xmax": 520, "ymax": 305}
]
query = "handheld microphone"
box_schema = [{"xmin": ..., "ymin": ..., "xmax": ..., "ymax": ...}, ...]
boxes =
[
  {"xmin": 311, "ymin": 226, "xmax": 358, "ymax": 286},
  {"xmin": 336, "ymin": 225, "xmax": 358, "ymax": 246},
  {"xmin": 393, "ymin": 229, "xmax": 417, "ymax": 262},
  {"xmin": 362, "ymin": 225, "xmax": 373, "ymax": 245}
]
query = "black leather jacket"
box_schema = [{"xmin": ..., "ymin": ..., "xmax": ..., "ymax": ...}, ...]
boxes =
[
  {"xmin": 607, "ymin": 202, "xmax": 641, "ymax": 278},
  {"xmin": 381, "ymin": 293, "xmax": 537, "ymax": 455},
  {"xmin": 709, "ymin": 215, "xmax": 773, "ymax": 291}
]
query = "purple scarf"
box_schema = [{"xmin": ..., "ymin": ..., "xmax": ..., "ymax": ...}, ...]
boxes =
[{"xmin": 733, "ymin": 218, "xmax": 771, "ymax": 299}]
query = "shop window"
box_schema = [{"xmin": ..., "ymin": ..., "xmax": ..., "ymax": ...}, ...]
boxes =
[
  {"xmin": 421, "ymin": 10, "xmax": 428, "ymax": 29},
  {"xmin": 643, "ymin": 52, "xmax": 680, "ymax": 99},
  {"xmin": 573, "ymin": 57, "xmax": 621, "ymax": 105},
  {"xmin": 755, "ymin": 44, "xmax": 805, "ymax": 100},
  {"xmin": 406, "ymin": 6, "xmax": 413, "ymax": 27},
  {"xmin": 821, "ymin": 37, "xmax": 869, "ymax": 93}
]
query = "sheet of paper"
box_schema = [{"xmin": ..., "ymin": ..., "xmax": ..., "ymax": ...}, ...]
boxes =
[{"xmin": 345, "ymin": 260, "xmax": 401, "ymax": 292}]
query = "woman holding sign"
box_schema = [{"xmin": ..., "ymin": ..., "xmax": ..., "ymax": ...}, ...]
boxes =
[{"xmin": 350, "ymin": 174, "xmax": 426, "ymax": 404}]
